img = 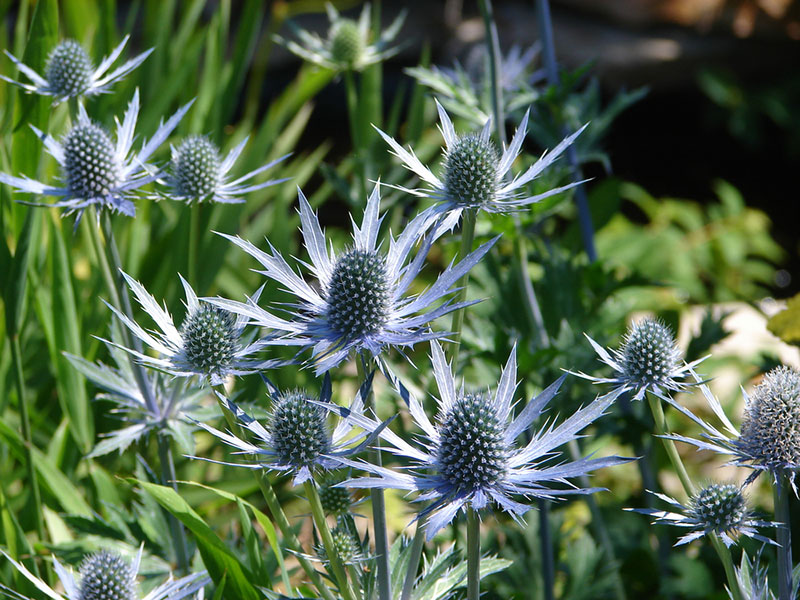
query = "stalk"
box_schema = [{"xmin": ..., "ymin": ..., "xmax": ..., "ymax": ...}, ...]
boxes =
[
  {"xmin": 304, "ymin": 481, "xmax": 358, "ymax": 600},
  {"xmin": 646, "ymin": 395, "xmax": 743, "ymax": 600},
  {"xmin": 447, "ymin": 208, "xmax": 477, "ymax": 359},
  {"xmin": 343, "ymin": 69, "xmax": 366, "ymax": 199},
  {"xmin": 774, "ymin": 473, "xmax": 793, "ymax": 600},
  {"xmin": 467, "ymin": 508, "xmax": 480, "ymax": 600},
  {"xmin": 400, "ymin": 514, "xmax": 428, "ymax": 600},
  {"xmin": 157, "ymin": 434, "xmax": 190, "ymax": 571},
  {"xmin": 357, "ymin": 356, "xmax": 392, "ymax": 600},
  {"xmin": 188, "ymin": 203, "xmax": 200, "ymax": 288}
]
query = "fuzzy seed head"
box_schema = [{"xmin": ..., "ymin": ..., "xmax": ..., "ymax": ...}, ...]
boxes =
[
  {"xmin": 326, "ymin": 249, "xmax": 390, "ymax": 340},
  {"xmin": 443, "ymin": 134, "xmax": 499, "ymax": 208},
  {"xmin": 738, "ymin": 366, "xmax": 800, "ymax": 471},
  {"xmin": 319, "ymin": 483, "xmax": 352, "ymax": 517},
  {"xmin": 45, "ymin": 40, "xmax": 93, "ymax": 98},
  {"xmin": 271, "ymin": 390, "xmax": 330, "ymax": 467},
  {"xmin": 688, "ymin": 484, "xmax": 747, "ymax": 535},
  {"xmin": 173, "ymin": 136, "xmax": 221, "ymax": 200},
  {"xmin": 181, "ymin": 305, "xmax": 238, "ymax": 376},
  {"xmin": 620, "ymin": 319, "xmax": 681, "ymax": 387},
  {"xmin": 437, "ymin": 392, "xmax": 507, "ymax": 492},
  {"xmin": 78, "ymin": 551, "xmax": 137, "ymax": 600},
  {"xmin": 329, "ymin": 19, "xmax": 364, "ymax": 67},
  {"xmin": 63, "ymin": 123, "xmax": 121, "ymax": 199}
]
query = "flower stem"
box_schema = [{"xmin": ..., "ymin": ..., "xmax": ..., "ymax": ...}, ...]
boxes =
[
  {"xmin": 188, "ymin": 203, "xmax": 200, "ymax": 288},
  {"xmin": 214, "ymin": 395, "xmax": 336, "ymax": 600},
  {"xmin": 447, "ymin": 208, "xmax": 477, "ymax": 362},
  {"xmin": 467, "ymin": 508, "xmax": 481, "ymax": 600},
  {"xmin": 304, "ymin": 481, "xmax": 358, "ymax": 600},
  {"xmin": 646, "ymin": 394, "xmax": 743, "ymax": 600},
  {"xmin": 774, "ymin": 473, "xmax": 793, "ymax": 600},
  {"xmin": 343, "ymin": 69, "xmax": 366, "ymax": 200},
  {"xmin": 156, "ymin": 433, "xmax": 190, "ymax": 572},
  {"xmin": 356, "ymin": 356, "xmax": 392, "ymax": 600},
  {"xmin": 400, "ymin": 513, "xmax": 428, "ymax": 600}
]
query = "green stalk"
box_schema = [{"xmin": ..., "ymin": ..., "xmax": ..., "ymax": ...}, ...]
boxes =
[
  {"xmin": 188, "ymin": 203, "xmax": 200, "ymax": 288},
  {"xmin": 157, "ymin": 433, "xmax": 190, "ymax": 572},
  {"xmin": 646, "ymin": 395, "xmax": 743, "ymax": 600},
  {"xmin": 357, "ymin": 356, "xmax": 392, "ymax": 600},
  {"xmin": 304, "ymin": 481, "xmax": 358, "ymax": 600},
  {"xmin": 214, "ymin": 396, "xmax": 336, "ymax": 600},
  {"xmin": 467, "ymin": 508, "xmax": 480, "ymax": 600},
  {"xmin": 447, "ymin": 209, "xmax": 477, "ymax": 361},
  {"xmin": 343, "ymin": 69, "xmax": 366, "ymax": 200},
  {"xmin": 400, "ymin": 514, "xmax": 428, "ymax": 600},
  {"xmin": 774, "ymin": 473, "xmax": 793, "ymax": 600},
  {"xmin": 10, "ymin": 335, "xmax": 44, "ymax": 542}
]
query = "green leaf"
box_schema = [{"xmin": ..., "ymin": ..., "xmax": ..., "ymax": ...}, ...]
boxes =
[
  {"xmin": 134, "ymin": 480, "xmax": 262, "ymax": 600},
  {"xmin": 768, "ymin": 292, "xmax": 800, "ymax": 345}
]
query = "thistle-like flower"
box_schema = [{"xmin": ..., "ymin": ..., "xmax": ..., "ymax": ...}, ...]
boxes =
[
  {"xmin": 1, "ymin": 36, "xmax": 152, "ymax": 102},
  {"xmin": 576, "ymin": 318, "xmax": 704, "ymax": 400},
  {"xmin": 0, "ymin": 90, "xmax": 192, "ymax": 220},
  {"xmin": 107, "ymin": 272, "xmax": 277, "ymax": 386},
  {"xmin": 667, "ymin": 366, "xmax": 800, "ymax": 490},
  {"xmin": 276, "ymin": 3, "xmax": 405, "ymax": 72},
  {"xmin": 376, "ymin": 99, "xmax": 584, "ymax": 221},
  {"xmin": 319, "ymin": 478, "xmax": 357, "ymax": 517},
  {"xmin": 339, "ymin": 341, "xmax": 631, "ymax": 539},
  {"xmin": 208, "ymin": 185, "xmax": 498, "ymax": 373},
  {"xmin": 163, "ymin": 135, "xmax": 289, "ymax": 204},
  {"xmin": 192, "ymin": 374, "xmax": 389, "ymax": 485},
  {"xmin": 314, "ymin": 525, "xmax": 364, "ymax": 566},
  {"xmin": 627, "ymin": 484, "xmax": 776, "ymax": 548},
  {"xmin": 66, "ymin": 339, "xmax": 211, "ymax": 458},
  {"xmin": 0, "ymin": 547, "xmax": 209, "ymax": 600}
]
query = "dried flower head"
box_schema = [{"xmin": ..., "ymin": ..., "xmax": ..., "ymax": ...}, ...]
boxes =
[
  {"xmin": 2, "ymin": 35, "xmax": 152, "ymax": 102},
  {"xmin": 628, "ymin": 484, "xmax": 776, "ymax": 548}
]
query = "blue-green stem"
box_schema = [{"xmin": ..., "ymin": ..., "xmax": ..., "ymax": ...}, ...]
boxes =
[
  {"xmin": 447, "ymin": 208, "xmax": 477, "ymax": 362},
  {"xmin": 357, "ymin": 355, "xmax": 392, "ymax": 600},
  {"xmin": 647, "ymin": 394, "xmax": 743, "ymax": 600},
  {"xmin": 774, "ymin": 473, "xmax": 793, "ymax": 600},
  {"xmin": 213, "ymin": 394, "xmax": 334, "ymax": 600},
  {"xmin": 304, "ymin": 481, "xmax": 358, "ymax": 600},
  {"xmin": 343, "ymin": 69, "xmax": 367, "ymax": 200},
  {"xmin": 188, "ymin": 202, "xmax": 200, "ymax": 288},
  {"xmin": 467, "ymin": 508, "xmax": 480, "ymax": 600},
  {"xmin": 400, "ymin": 513, "xmax": 428, "ymax": 600}
]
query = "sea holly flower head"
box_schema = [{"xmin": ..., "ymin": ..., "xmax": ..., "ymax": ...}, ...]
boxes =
[
  {"xmin": 340, "ymin": 342, "xmax": 631, "ymax": 540},
  {"xmin": 192, "ymin": 374, "xmax": 390, "ymax": 485},
  {"xmin": 208, "ymin": 184, "xmax": 498, "ymax": 373},
  {"xmin": 576, "ymin": 318, "xmax": 704, "ymax": 400},
  {"xmin": 1, "ymin": 35, "xmax": 152, "ymax": 102},
  {"xmin": 375, "ymin": 99, "xmax": 585, "ymax": 221},
  {"xmin": 0, "ymin": 546, "xmax": 209, "ymax": 600},
  {"xmin": 276, "ymin": 3, "xmax": 405, "ymax": 72},
  {"xmin": 0, "ymin": 90, "xmax": 192, "ymax": 221},
  {"xmin": 107, "ymin": 272, "xmax": 278, "ymax": 386},
  {"xmin": 319, "ymin": 479, "xmax": 355, "ymax": 517},
  {"xmin": 627, "ymin": 484, "xmax": 777, "ymax": 548},
  {"xmin": 164, "ymin": 135, "xmax": 289, "ymax": 204}
]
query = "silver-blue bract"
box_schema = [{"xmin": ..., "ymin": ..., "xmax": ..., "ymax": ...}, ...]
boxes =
[
  {"xmin": 208, "ymin": 185, "xmax": 498, "ymax": 373},
  {"xmin": 667, "ymin": 367, "xmax": 800, "ymax": 491},
  {"xmin": 627, "ymin": 484, "xmax": 776, "ymax": 548},
  {"xmin": 375, "ymin": 99, "xmax": 585, "ymax": 221},
  {"xmin": 107, "ymin": 272, "xmax": 279, "ymax": 386},
  {"xmin": 0, "ymin": 546, "xmax": 209, "ymax": 600},
  {"xmin": 1, "ymin": 36, "xmax": 152, "ymax": 103},
  {"xmin": 163, "ymin": 135, "xmax": 289, "ymax": 204},
  {"xmin": 576, "ymin": 318, "xmax": 704, "ymax": 401},
  {"xmin": 192, "ymin": 375, "xmax": 390, "ymax": 486},
  {"xmin": 66, "ymin": 340, "xmax": 211, "ymax": 458},
  {"xmin": 0, "ymin": 90, "xmax": 192, "ymax": 220},
  {"xmin": 339, "ymin": 341, "xmax": 630, "ymax": 540},
  {"xmin": 276, "ymin": 3, "xmax": 405, "ymax": 72}
]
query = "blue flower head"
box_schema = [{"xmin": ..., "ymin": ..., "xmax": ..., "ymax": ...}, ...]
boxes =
[{"xmin": 208, "ymin": 184, "xmax": 498, "ymax": 373}]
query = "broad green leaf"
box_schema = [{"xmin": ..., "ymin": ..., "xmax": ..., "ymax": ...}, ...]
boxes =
[{"xmin": 768, "ymin": 292, "xmax": 800, "ymax": 345}]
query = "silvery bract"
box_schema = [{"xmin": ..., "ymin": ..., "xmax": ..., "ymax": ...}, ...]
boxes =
[
  {"xmin": 277, "ymin": 3, "xmax": 405, "ymax": 72},
  {"xmin": 376, "ymin": 99, "xmax": 585, "ymax": 221},
  {"xmin": 192, "ymin": 374, "xmax": 390, "ymax": 485},
  {"xmin": 0, "ymin": 547, "xmax": 209, "ymax": 600},
  {"xmin": 164, "ymin": 135, "xmax": 289, "ymax": 204},
  {"xmin": 627, "ymin": 484, "xmax": 776, "ymax": 548},
  {"xmin": 108, "ymin": 272, "xmax": 279, "ymax": 386},
  {"xmin": 577, "ymin": 318, "xmax": 704, "ymax": 401},
  {"xmin": 66, "ymin": 340, "xmax": 211, "ymax": 457},
  {"xmin": 0, "ymin": 90, "xmax": 192, "ymax": 220},
  {"xmin": 339, "ymin": 342, "xmax": 631, "ymax": 540},
  {"xmin": 1, "ymin": 36, "xmax": 152, "ymax": 102},
  {"xmin": 208, "ymin": 185, "xmax": 497, "ymax": 373}
]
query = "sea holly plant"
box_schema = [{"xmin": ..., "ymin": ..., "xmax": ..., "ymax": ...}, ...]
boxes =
[
  {"xmin": 1, "ymin": 35, "xmax": 152, "ymax": 102},
  {"xmin": 208, "ymin": 185, "xmax": 497, "ymax": 373},
  {"xmin": 0, "ymin": 89, "xmax": 192, "ymax": 220},
  {"xmin": 0, "ymin": 548, "xmax": 209, "ymax": 600}
]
